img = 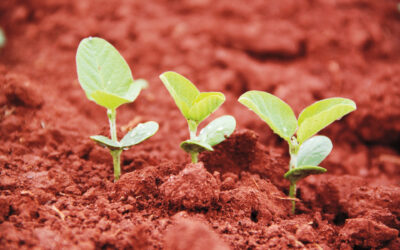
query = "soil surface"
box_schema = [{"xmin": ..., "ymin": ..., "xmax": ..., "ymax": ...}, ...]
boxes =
[{"xmin": 1, "ymin": 0, "xmax": 400, "ymax": 249}]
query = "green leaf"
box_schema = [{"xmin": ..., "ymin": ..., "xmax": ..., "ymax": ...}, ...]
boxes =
[
  {"xmin": 198, "ymin": 115, "xmax": 236, "ymax": 146},
  {"xmin": 76, "ymin": 37, "xmax": 142, "ymax": 109},
  {"xmin": 180, "ymin": 139, "xmax": 213, "ymax": 153},
  {"xmin": 238, "ymin": 91, "xmax": 297, "ymax": 142},
  {"xmin": 297, "ymin": 98, "xmax": 356, "ymax": 144},
  {"xmin": 90, "ymin": 135, "xmax": 122, "ymax": 150},
  {"xmin": 159, "ymin": 71, "xmax": 200, "ymax": 119},
  {"xmin": 120, "ymin": 121, "xmax": 159, "ymax": 148},
  {"xmin": 284, "ymin": 166, "xmax": 327, "ymax": 183},
  {"xmin": 297, "ymin": 136, "xmax": 332, "ymax": 167},
  {"xmin": 188, "ymin": 92, "xmax": 225, "ymax": 123}
]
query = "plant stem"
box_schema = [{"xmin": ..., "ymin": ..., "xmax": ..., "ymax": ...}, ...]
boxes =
[
  {"xmin": 289, "ymin": 181, "xmax": 296, "ymax": 214},
  {"xmin": 188, "ymin": 120, "xmax": 198, "ymax": 163},
  {"xmin": 111, "ymin": 150, "xmax": 122, "ymax": 181},
  {"xmin": 108, "ymin": 109, "xmax": 117, "ymax": 141},
  {"xmin": 288, "ymin": 137, "xmax": 299, "ymax": 214},
  {"xmin": 190, "ymin": 152, "xmax": 198, "ymax": 163},
  {"xmin": 107, "ymin": 109, "xmax": 121, "ymax": 181}
]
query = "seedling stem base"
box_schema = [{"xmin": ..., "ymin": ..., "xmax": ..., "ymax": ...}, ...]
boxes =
[
  {"xmin": 108, "ymin": 108, "xmax": 121, "ymax": 181},
  {"xmin": 189, "ymin": 121, "xmax": 199, "ymax": 163},
  {"xmin": 289, "ymin": 138, "xmax": 299, "ymax": 214}
]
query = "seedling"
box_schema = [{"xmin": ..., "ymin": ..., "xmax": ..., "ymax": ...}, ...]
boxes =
[
  {"xmin": 76, "ymin": 37, "xmax": 159, "ymax": 181},
  {"xmin": 239, "ymin": 91, "xmax": 356, "ymax": 214},
  {"xmin": 160, "ymin": 71, "xmax": 236, "ymax": 163}
]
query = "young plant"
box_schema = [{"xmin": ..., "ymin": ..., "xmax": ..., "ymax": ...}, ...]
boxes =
[
  {"xmin": 239, "ymin": 91, "xmax": 356, "ymax": 214},
  {"xmin": 159, "ymin": 71, "xmax": 236, "ymax": 163},
  {"xmin": 76, "ymin": 37, "xmax": 159, "ymax": 181}
]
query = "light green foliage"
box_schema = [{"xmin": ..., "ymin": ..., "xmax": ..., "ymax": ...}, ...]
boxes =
[
  {"xmin": 91, "ymin": 121, "xmax": 159, "ymax": 150},
  {"xmin": 238, "ymin": 91, "xmax": 297, "ymax": 142},
  {"xmin": 76, "ymin": 37, "xmax": 144, "ymax": 110},
  {"xmin": 198, "ymin": 115, "xmax": 236, "ymax": 147},
  {"xmin": 0, "ymin": 28, "xmax": 5, "ymax": 48},
  {"xmin": 160, "ymin": 72, "xmax": 225, "ymax": 125},
  {"xmin": 180, "ymin": 140, "xmax": 214, "ymax": 153},
  {"xmin": 120, "ymin": 121, "xmax": 159, "ymax": 148},
  {"xmin": 284, "ymin": 166, "xmax": 327, "ymax": 183},
  {"xmin": 296, "ymin": 136, "xmax": 332, "ymax": 167},
  {"xmin": 188, "ymin": 92, "xmax": 225, "ymax": 124},
  {"xmin": 238, "ymin": 90, "xmax": 356, "ymax": 213},
  {"xmin": 181, "ymin": 115, "xmax": 236, "ymax": 153},
  {"xmin": 90, "ymin": 135, "xmax": 121, "ymax": 150},
  {"xmin": 160, "ymin": 71, "xmax": 235, "ymax": 163},
  {"xmin": 297, "ymin": 98, "xmax": 356, "ymax": 143},
  {"xmin": 76, "ymin": 37, "xmax": 158, "ymax": 181}
]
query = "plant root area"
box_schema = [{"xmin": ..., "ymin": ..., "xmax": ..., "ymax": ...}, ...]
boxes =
[{"xmin": 1, "ymin": 0, "xmax": 400, "ymax": 249}]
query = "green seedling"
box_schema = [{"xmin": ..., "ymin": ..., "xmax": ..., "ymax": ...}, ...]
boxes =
[
  {"xmin": 0, "ymin": 28, "xmax": 6, "ymax": 48},
  {"xmin": 239, "ymin": 91, "xmax": 356, "ymax": 214},
  {"xmin": 160, "ymin": 71, "xmax": 236, "ymax": 163},
  {"xmin": 76, "ymin": 37, "xmax": 159, "ymax": 181}
]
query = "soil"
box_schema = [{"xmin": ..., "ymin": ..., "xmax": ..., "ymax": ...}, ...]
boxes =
[{"xmin": 0, "ymin": 0, "xmax": 400, "ymax": 249}]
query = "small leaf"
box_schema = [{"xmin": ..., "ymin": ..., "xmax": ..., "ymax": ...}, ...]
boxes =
[
  {"xmin": 120, "ymin": 121, "xmax": 159, "ymax": 148},
  {"xmin": 89, "ymin": 87, "xmax": 140, "ymax": 110},
  {"xmin": 188, "ymin": 92, "xmax": 225, "ymax": 124},
  {"xmin": 297, "ymin": 98, "xmax": 356, "ymax": 144},
  {"xmin": 159, "ymin": 71, "xmax": 200, "ymax": 119},
  {"xmin": 284, "ymin": 166, "xmax": 327, "ymax": 183},
  {"xmin": 180, "ymin": 139, "xmax": 213, "ymax": 153},
  {"xmin": 238, "ymin": 91, "xmax": 297, "ymax": 142},
  {"xmin": 76, "ymin": 37, "xmax": 142, "ymax": 109},
  {"xmin": 90, "ymin": 135, "xmax": 122, "ymax": 150},
  {"xmin": 198, "ymin": 115, "xmax": 236, "ymax": 146},
  {"xmin": 297, "ymin": 136, "xmax": 332, "ymax": 167}
]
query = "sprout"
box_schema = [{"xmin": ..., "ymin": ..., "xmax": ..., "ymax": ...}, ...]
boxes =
[
  {"xmin": 239, "ymin": 91, "xmax": 356, "ymax": 214},
  {"xmin": 160, "ymin": 71, "xmax": 236, "ymax": 163},
  {"xmin": 76, "ymin": 37, "xmax": 158, "ymax": 181}
]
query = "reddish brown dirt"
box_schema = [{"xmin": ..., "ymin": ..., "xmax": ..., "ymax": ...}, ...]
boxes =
[{"xmin": 1, "ymin": 0, "xmax": 400, "ymax": 249}]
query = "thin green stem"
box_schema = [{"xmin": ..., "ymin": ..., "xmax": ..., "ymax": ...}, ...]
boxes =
[
  {"xmin": 107, "ymin": 109, "xmax": 121, "ymax": 181},
  {"xmin": 188, "ymin": 120, "xmax": 197, "ymax": 139},
  {"xmin": 188, "ymin": 120, "xmax": 198, "ymax": 163},
  {"xmin": 107, "ymin": 109, "xmax": 117, "ymax": 141},
  {"xmin": 190, "ymin": 152, "xmax": 199, "ymax": 163},
  {"xmin": 111, "ymin": 150, "xmax": 122, "ymax": 181},
  {"xmin": 288, "ymin": 136, "xmax": 299, "ymax": 214},
  {"xmin": 289, "ymin": 181, "xmax": 296, "ymax": 214}
]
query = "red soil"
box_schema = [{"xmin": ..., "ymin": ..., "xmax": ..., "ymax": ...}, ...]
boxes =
[{"xmin": 1, "ymin": 0, "xmax": 400, "ymax": 249}]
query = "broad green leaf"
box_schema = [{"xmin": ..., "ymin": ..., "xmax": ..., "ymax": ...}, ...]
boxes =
[
  {"xmin": 90, "ymin": 135, "xmax": 122, "ymax": 150},
  {"xmin": 89, "ymin": 87, "xmax": 140, "ymax": 110},
  {"xmin": 120, "ymin": 121, "xmax": 159, "ymax": 148},
  {"xmin": 284, "ymin": 166, "xmax": 327, "ymax": 183},
  {"xmin": 198, "ymin": 115, "xmax": 236, "ymax": 146},
  {"xmin": 0, "ymin": 28, "xmax": 5, "ymax": 48},
  {"xmin": 76, "ymin": 37, "xmax": 142, "ymax": 109},
  {"xmin": 297, "ymin": 136, "xmax": 332, "ymax": 167},
  {"xmin": 180, "ymin": 139, "xmax": 213, "ymax": 153},
  {"xmin": 188, "ymin": 92, "xmax": 225, "ymax": 123},
  {"xmin": 238, "ymin": 91, "xmax": 297, "ymax": 142},
  {"xmin": 159, "ymin": 71, "xmax": 200, "ymax": 118},
  {"xmin": 297, "ymin": 98, "xmax": 356, "ymax": 144}
]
